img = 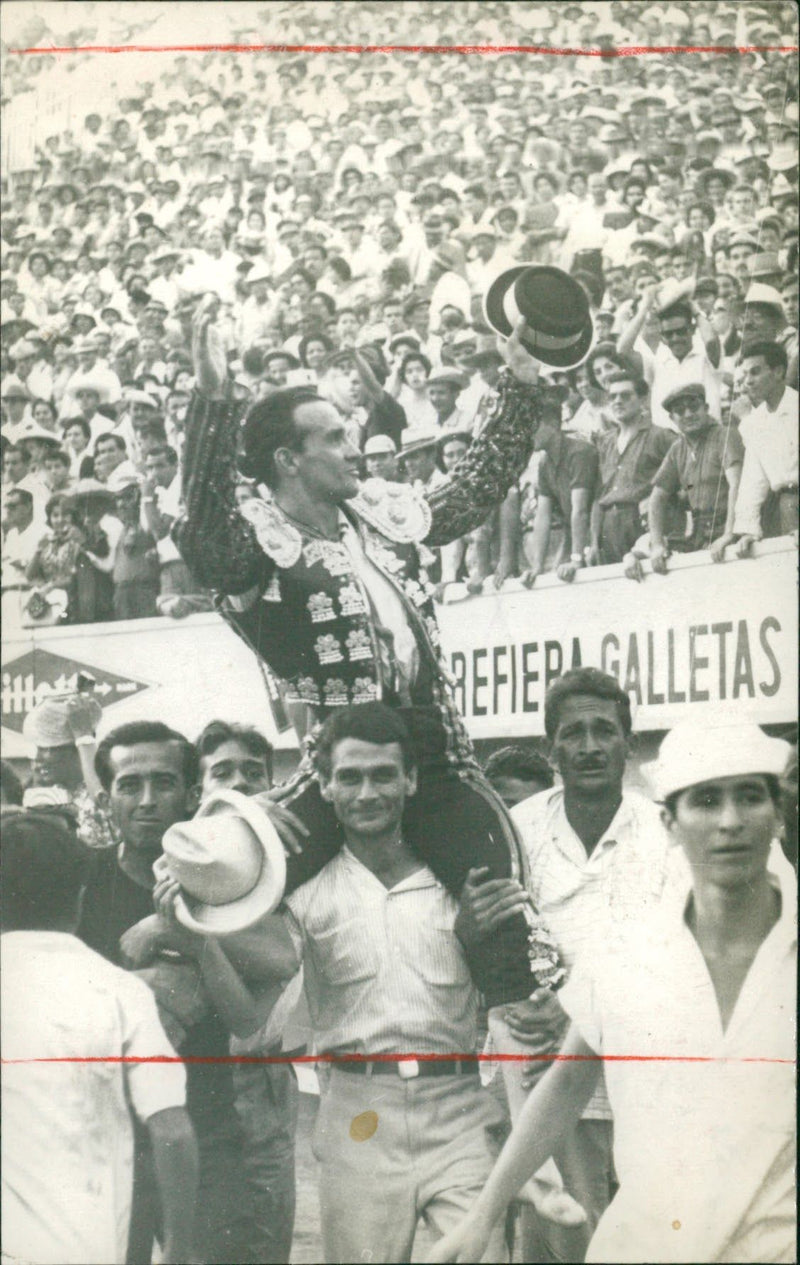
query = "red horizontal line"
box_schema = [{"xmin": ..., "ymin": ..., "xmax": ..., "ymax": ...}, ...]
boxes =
[
  {"xmin": 3, "ymin": 1053, "xmax": 793, "ymax": 1066},
  {"xmin": 9, "ymin": 43, "xmax": 800, "ymax": 56}
]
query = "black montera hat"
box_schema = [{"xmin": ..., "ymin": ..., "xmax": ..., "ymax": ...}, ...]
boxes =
[{"xmin": 484, "ymin": 265, "xmax": 594, "ymax": 368}]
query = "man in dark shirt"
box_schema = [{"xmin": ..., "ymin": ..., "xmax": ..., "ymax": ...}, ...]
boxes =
[
  {"xmin": 648, "ymin": 379, "xmax": 744, "ymax": 570},
  {"xmin": 78, "ymin": 721, "xmax": 250, "ymax": 1265},
  {"xmin": 591, "ymin": 369, "xmax": 675, "ymax": 563},
  {"xmin": 522, "ymin": 387, "xmax": 599, "ymax": 585}
]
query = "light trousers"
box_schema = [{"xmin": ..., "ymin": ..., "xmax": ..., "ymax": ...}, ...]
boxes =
[{"xmin": 312, "ymin": 1066, "xmax": 509, "ymax": 1264}]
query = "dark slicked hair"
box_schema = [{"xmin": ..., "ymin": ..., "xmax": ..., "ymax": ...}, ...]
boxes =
[
  {"xmin": 94, "ymin": 721, "xmax": 198, "ymax": 791},
  {"xmin": 196, "ymin": 720, "xmax": 273, "ymax": 783},
  {"xmin": 315, "ymin": 703, "xmax": 415, "ymax": 779},
  {"xmin": 1, "ymin": 810, "xmax": 90, "ymax": 931},
  {"xmin": 239, "ymin": 386, "xmax": 321, "ymax": 486},
  {"xmin": 544, "ymin": 668, "xmax": 632, "ymax": 740},
  {"xmin": 739, "ymin": 340, "xmax": 788, "ymax": 373}
]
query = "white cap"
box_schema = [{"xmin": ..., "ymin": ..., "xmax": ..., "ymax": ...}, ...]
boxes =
[
  {"xmin": 744, "ymin": 282, "xmax": 784, "ymax": 312},
  {"xmin": 644, "ymin": 720, "xmax": 791, "ymax": 802},
  {"xmin": 363, "ymin": 434, "xmax": 397, "ymax": 456}
]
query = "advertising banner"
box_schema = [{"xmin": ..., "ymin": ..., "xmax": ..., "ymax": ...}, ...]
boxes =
[{"xmin": 2, "ymin": 540, "xmax": 796, "ymax": 757}]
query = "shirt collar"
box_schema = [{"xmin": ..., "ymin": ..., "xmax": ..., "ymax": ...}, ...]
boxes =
[{"xmin": 341, "ymin": 845, "xmax": 438, "ymax": 892}]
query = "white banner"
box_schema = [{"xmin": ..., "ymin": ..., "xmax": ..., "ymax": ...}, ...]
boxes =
[
  {"xmin": 436, "ymin": 538, "xmax": 797, "ymax": 738},
  {"xmin": 2, "ymin": 540, "xmax": 796, "ymax": 758},
  {"xmin": 1, "ymin": 609, "xmax": 293, "ymax": 759}
]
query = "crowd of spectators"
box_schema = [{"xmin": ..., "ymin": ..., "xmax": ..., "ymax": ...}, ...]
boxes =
[{"xmin": 1, "ymin": 0, "xmax": 798, "ymax": 629}]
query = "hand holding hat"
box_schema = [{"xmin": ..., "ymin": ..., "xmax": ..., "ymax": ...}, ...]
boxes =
[
  {"xmin": 485, "ymin": 265, "xmax": 594, "ymax": 371},
  {"xmin": 497, "ymin": 317, "xmax": 542, "ymax": 385},
  {"xmin": 157, "ymin": 789, "xmax": 287, "ymax": 936}
]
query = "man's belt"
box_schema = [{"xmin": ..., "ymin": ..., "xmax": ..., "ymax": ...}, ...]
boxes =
[{"xmin": 329, "ymin": 1057, "xmax": 479, "ymax": 1079}]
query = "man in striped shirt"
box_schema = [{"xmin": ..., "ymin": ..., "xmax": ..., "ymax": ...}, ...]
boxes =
[{"xmin": 277, "ymin": 703, "xmax": 575, "ymax": 1263}]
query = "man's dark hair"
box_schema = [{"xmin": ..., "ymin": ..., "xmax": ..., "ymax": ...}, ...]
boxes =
[
  {"xmin": 483, "ymin": 746, "xmax": 554, "ymax": 790},
  {"xmin": 1, "ymin": 811, "xmax": 90, "ymax": 931},
  {"xmin": 315, "ymin": 703, "xmax": 415, "ymax": 778},
  {"xmin": 658, "ymin": 299, "xmax": 694, "ymax": 326},
  {"xmin": 239, "ymin": 386, "xmax": 321, "ymax": 486},
  {"xmin": 604, "ymin": 369, "xmax": 649, "ymax": 398},
  {"xmin": 464, "ymin": 183, "xmax": 487, "ymax": 200},
  {"xmin": 94, "ymin": 431, "xmax": 127, "ymax": 454},
  {"xmin": 196, "ymin": 720, "xmax": 273, "ymax": 783},
  {"xmin": 739, "ymin": 340, "xmax": 788, "ymax": 372},
  {"xmin": 146, "ymin": 443, "xmax": 178, "ymax": 466},
  {"xmin": 0, "ymin": 759, "xmax": 24, "ymax": 806},
  {"xmin": 663, "ymin": 774, "xmax": 781, "ymax": 819},
  {"xmin": 94, "ymin": 721, "xmax": 198, "ymax": 791},
  {"xmin": 544, "ymin": 668, "xmax": 632, "ymax": 740}
]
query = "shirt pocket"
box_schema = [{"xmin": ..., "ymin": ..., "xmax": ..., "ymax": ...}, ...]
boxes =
[
  {"xmin": 311, "ymin": 918, "xmax": 379, "ymax": 987},
  {"xmin": 398, "ymin": 919, "xmax": 472, "ymax": 990}
]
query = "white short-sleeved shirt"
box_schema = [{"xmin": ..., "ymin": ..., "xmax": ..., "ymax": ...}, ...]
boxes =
[
  {"xmin": 2, "ymin": 931, "xmax": 185, "ymax": 1265},
  {"xmin": 284, "ymin": 848, "xmax": 478, "ymax": 1057},
  {"xmin": 560, "ymin": 856, "xmax": 796, "ymax": 1264},
  {"xmin": 512, "ymin": 787, "xmax": 683, "ymax": 1118}
]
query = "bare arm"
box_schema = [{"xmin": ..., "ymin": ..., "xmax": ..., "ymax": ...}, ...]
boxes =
[
  {"xmin": 522, "ymin": 495, "xmax": 553, "ymax": 584},
  {"xmin": 569, "ymin": 485, "xmax": 591, "ymax": 558},
  {"xmin": 140, "ymin": 476, "xmax": 172, "ymax": 541},
  {"xmin": 147, "ymin": 1106, "xmax": 199, "ymax": 1265},
  {"xmin": 425, "ymin": 321, "xmax": 543, "ymax": 547},
  {"xmin": 493, "ymin": 486, "xmax": 521, "ymax": 587},
  {"xmin": 427, "ymin": 1026, "xmax": 600, "ymax": 1262},
  {"xmin": 708, "ymin": 462, "xmax": 743, "ymax": 561},
  {"xmin": 152, "ymin": 878, "xmax": 299, "ymax": 1036},
  {"xmin": 556, "ymin": 485, "xmax": 592, "ymax": 582},
  {"xmin": 693, "ymin": 305, "xmax": 721, "ymax": 368},
  {"xmin": 648, "ymin": 485, "xmax": 671, "ymax": 558},
  {"xmin": 617, "ymin": 285, "xmax": 657, "ymax": 359}
]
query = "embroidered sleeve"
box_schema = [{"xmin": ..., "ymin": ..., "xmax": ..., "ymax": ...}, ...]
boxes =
[
  {"xmin": 424, "ymin": 371, "xmax": 545, "ymax": 547},
  {"xmin": 174, "ymin": 388, "xmax": 266, "ymax": 595}
]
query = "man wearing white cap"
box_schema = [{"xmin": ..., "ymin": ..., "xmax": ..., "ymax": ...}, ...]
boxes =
[
  {"xmin": 430, "ymin": 719, "xmax": 795, "ymax": 1265},
  {"xmin": 400, "ymin": 426, "xmax": 448, "ymax": 494},
  {"xmin": 363, "ymin": 432, "xmax": 398, "ymax": 481}
]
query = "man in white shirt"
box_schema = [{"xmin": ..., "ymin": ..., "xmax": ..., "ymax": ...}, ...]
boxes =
[
  {"xmin": 731, "ymin": 340, "xmax": 799, "ymax": 552},
  {"xmin": 460, "ymin": 667, "xmax": 679, "ymax": 1262},
  {"xmin": 2, "ymin": 811, "xmax": 197, "ymax": 1265},
  {"xmin": 2, "ymin": 486, "xmax": 44, "ymax": 580},
  {"xmin": 618, "ymin": 287, "xmax": 722, "ymax": 431},
  {"xmin": 274, "ymin": 704, "xmax": 513, "ymax": 1263},
  {"xmin": 431, "ymin": 720, "xmax": 795, "ymax": 1265}
]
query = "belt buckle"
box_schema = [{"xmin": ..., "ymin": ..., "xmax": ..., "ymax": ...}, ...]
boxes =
[{"xmin": 397, "ymin": 1058, "xmax": 420, "ymax": 1080}]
